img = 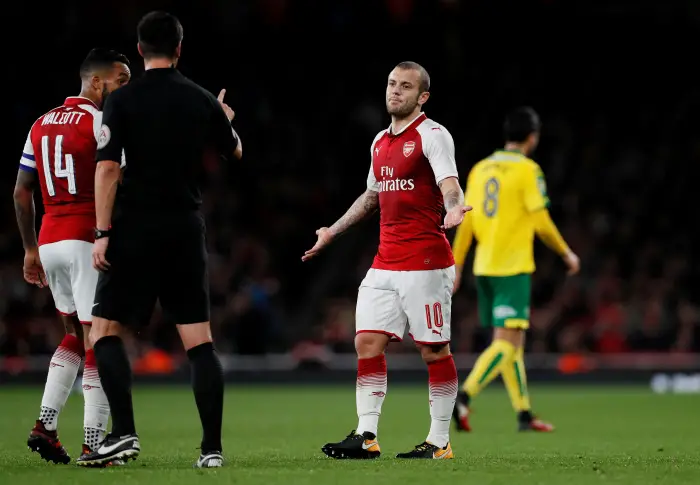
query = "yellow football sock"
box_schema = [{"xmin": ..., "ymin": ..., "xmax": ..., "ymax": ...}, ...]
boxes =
[
  {"xmin": 502, "ymin": 346, "xmax": 531, "ymax": 411},
  {"xmin": 463, "ymin": 339, "xmax": 516, "ymax": 398}
]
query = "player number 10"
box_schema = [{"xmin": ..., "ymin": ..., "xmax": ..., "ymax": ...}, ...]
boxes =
[
  {"xmin": 41, "ymin": 135, "xmax": 77, "ymax": 196},
  {"xmin": 424, "ymin": 302, "xmax": 444, "ymax": 329}
]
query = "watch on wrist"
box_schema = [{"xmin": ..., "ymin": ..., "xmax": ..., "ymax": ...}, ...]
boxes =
[{"xmin": 94, "ymin": 228, "xmax": 111, "ymax": 239}]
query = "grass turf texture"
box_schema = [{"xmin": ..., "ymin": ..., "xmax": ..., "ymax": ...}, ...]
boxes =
[{"xmin": 0, "ymin": 384, "xmax": 698, "ymax": 484}]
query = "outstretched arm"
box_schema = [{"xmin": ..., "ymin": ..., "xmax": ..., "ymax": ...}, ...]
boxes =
[
  {"xmin": 329, "ymin": 189, "xmax": 379, "ymax": 237},
  {"xmin": 439, "ymin": 177, "xmax": 471, "ymax": 230},
  {"xmin": 422, "ymin": 125, "xmax": 471, "ymax": 230},
  {"xmin": 440, "ymin": 176, "xmax": 465, "ymax": 211},
  {"xmin": 302, "ymin": 189, "xmax": 379, "ymax": 262}
]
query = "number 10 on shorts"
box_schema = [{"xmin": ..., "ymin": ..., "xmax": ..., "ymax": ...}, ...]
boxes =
[{"xmin": 424, "ymin": 302, "xmax": 444, "ymax": 329}]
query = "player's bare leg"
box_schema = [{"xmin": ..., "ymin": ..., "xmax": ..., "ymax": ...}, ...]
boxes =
[
  {"xmin": 501, "ymin": 331, "xmax": 554, "ymax": 432},
  {"xmin": 76, "ymin": 318, "xmax": 140, "ymax": 466},
  {"xmin": 396, "ymin": 343, "xmax": 456, "ymax": 459},
  {"xmin": 28, "ymin": 314, "xmax": 84, "ymax": 464},
  {"xmin": 322, "ymin": 332, "xmax": 388, "ymax": 459},
  {"xmin": 177, "ymin": 322, "xmax": 225, "ymax": 468}
]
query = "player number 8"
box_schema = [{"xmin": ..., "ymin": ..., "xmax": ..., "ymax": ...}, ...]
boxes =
[{"xmin": 483, "ymin": 177, "xmax": 499, "ymax": 218}]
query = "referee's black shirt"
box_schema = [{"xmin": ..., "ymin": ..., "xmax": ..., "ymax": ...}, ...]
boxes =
[{"xmin": 96, "ymin": 67, "xmax": 239, "ymax": 216}]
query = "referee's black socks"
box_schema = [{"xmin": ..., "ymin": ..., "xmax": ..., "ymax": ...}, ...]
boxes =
[
  {"xmin": 187, "ymin": 342, "xmax": 224, "ymax": 453},
  {"xmin": 93, "ymin": 335, "xmax": 136, "ymax": 436}
]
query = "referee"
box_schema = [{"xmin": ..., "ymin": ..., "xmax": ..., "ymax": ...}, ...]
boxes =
[{"xmin": 77, "ymin": 11, "xmax": 241, "ymax": 468}]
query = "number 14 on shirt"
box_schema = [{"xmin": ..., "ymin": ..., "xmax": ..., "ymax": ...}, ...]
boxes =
[{"xmin": 41, "ymin": 134, "xmax": 77, "ymax": 196}]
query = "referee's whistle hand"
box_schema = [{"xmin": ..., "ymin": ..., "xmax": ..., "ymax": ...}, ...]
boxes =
[
  {"xmin": 217, "ymin": 89, "xmax": 235, "ymax": 122},
  {"xmin": 92, "ymin": 238, "xmax": 111, "ymax": 272}
]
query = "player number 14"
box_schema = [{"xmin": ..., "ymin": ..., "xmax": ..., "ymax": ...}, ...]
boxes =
[{"xmin": 41, "ymin": 135, "xmax": 77, "ymax": 196}]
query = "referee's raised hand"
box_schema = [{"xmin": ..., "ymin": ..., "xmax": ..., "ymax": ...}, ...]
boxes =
[{"xmin": 217, "ymin": 89, "xmax": 234, "ymax": 122}]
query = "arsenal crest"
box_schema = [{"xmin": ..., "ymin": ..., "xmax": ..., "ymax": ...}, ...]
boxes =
[{"xmin": 403, "ymin": 141, "xmax": 415, "ymax": 157}]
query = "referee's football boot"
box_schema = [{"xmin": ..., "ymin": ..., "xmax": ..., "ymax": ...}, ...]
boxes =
[
  {"xmin": 78, "ymin": 443, "xmax": 125, "ymax": 467},
  {"xmin": 321, "ymin": 430, "xmax": 381, "ymax": 459},
  {"xmin": 194, "ymin": 451, "xmax": 224, "ymax": 468},
  {"xmin": 396, "ymin": 441, "xmax": 453, "ymax": 459},
  {"xmin": 27, "ymin": 420, "xmax": 71, "ymax": 464},
  {"xmin": 76, "ymin": 432, "xmax": 140, "ymax": 467}
]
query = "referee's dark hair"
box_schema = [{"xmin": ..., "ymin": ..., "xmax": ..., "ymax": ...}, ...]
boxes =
[
  {"xmin": 504, "ymin": 106, "xmax": 541, "ymax": 143},
  {"xmin": 79, "ymin": 48, "xmax": 130, "ymax": 80},
  {"xmin": 137, "ymin": 11, "xmax": 184, "ymax": 59}
]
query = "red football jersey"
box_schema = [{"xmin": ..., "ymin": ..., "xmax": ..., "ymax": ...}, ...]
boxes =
[
  {"xmin": 367, "ymin": 113, "xmax": 459, "ymax": 271},
  {"xmin": 20, "ymin": 97, "xmax": 103, "ymax": 245}
]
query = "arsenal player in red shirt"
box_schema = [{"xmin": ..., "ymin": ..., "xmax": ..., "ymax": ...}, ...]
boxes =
[
  {"xmin": 304, "ymin": 61, "xmax": 471, "ymax": 460},
  {"xmin": 14, "ymin": 48, "xmax": 130, "ymax": 465}
]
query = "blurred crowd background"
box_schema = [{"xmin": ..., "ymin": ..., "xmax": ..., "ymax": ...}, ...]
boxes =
[{"xmin": 3, "ymin": 0, "xmax": 699, "ymax": 363}]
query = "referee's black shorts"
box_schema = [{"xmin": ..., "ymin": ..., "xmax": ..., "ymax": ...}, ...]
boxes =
[{"xmin": 92, "ymin": 211, "xmax": 210, "ymax": 326}]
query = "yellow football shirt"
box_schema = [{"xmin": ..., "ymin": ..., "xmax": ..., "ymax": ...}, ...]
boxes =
[{"xmin": 461, "ymin": 150, "xmax": 550, "ymax": 276}]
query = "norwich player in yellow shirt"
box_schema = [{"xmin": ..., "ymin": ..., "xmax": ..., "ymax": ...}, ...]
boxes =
[{"xmin": 451, "ymin": 107, "xmax": 579, "ymax": 432}]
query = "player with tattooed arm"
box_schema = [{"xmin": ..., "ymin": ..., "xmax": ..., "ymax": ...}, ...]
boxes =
[{"xmin": 303, "ymin": 62, "xmax": 470, "ymax": 460}]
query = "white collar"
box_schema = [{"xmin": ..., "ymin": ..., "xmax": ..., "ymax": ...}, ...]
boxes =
[{"xmin": 389, "ymin": 112, "xmax": 425, "ymax": 136}]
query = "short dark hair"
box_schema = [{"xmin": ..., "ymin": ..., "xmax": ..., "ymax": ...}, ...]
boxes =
[
  {"xmin": 395, "ymin": 61, "xmax": 431, "ymax": 93},
  {"xmin": 504, "ymin": 106, "xmax": 541, "ymax": 142},
  {"xmin": 79, "ymin": 48, "xmax": 130, "ymax": 79},
  {"xmin": 137, "ymin": 11, "xmax": 183, "ymax": 59}
]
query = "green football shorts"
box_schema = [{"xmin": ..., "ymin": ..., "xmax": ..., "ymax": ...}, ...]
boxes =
[{"xmin": 475, "ymin": 273, "xmax": 531, "ymax": 329}]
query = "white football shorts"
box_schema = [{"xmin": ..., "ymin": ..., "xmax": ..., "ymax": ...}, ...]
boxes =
[
  {"xmin": 355, "ymin": 266, "xmax": 455, "ymax": 344},
  {"xmin": 39, "ymin": 239, "xmax": 98, "ymax": 324}
]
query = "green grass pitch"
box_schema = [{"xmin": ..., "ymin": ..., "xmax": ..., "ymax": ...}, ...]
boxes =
[{"xmin": 0, "ymin": 384, "xmax": 698, "ymax": 484}]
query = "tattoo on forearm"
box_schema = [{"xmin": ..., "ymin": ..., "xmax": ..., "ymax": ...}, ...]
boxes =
[
  {"xmin": 329, "ymin": 190, "xmax": 379, "ymax": 236},
  {"xmin": 443, "ymin": 188, "xmax": 463, "ymax": 211}
]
